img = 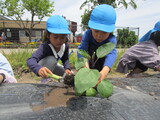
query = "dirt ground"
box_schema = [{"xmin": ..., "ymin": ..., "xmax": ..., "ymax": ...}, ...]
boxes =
[
  {"xmin": 15, "ymin": 69, "xmax": 158, "ymax": 84},
  {"xmin": 16, "ymin": 72, "xmax": 41, "ymax": 83},
  {"xmin": 15, "ymin": 69, "xmax": 77, "ymax": 83}
]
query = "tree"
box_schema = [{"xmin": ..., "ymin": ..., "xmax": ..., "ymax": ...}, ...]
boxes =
[
  {"xmin": 81, "ymin": 9, "xmax": 91, "ymax": 31},
  {"xmin": 0, "ymin": 0, "xmax": 54, "ymax": 41},
  {"xmin": 116, "ymin": 28, "xmax": 138, "ymax": 47},
  {"xmin": 80, "ymin": 0, "xmax": 137, "ymax": 29}
]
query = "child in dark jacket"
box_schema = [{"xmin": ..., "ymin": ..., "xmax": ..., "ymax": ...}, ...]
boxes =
[{"xmin": 27, "ymin": 15, "xmax": 72, "ymax": 80}]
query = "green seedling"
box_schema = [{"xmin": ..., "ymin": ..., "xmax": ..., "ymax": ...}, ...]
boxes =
[
  {"xmin": 74, "ymin": 42, "xmax": 115, "ymax": 98},
  {"xmin": 48, "ymin": 73, "xmax": 62, "ymax": 81}
]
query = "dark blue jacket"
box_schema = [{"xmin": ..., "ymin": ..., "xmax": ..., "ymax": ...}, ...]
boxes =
[{"xmin": 27, "ymin": 41, "xmax": 70, "ymax": 75}]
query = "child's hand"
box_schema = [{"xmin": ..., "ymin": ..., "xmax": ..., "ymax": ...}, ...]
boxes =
[
  {"xmin": 99, "ymin": 72, "xmax": 106, "ymax": 81},
  {"xmin": 96, "ymin": 72, "xmax": 108, "ymax": 86},
  {"xmin": 84, "ymin": 62, "xmax": 89, "ymax": 68},
  {"xmin": 38, "ymin": 67, "xmax": 53, "ymax": 78},
  {"xmin": 65, "ymin": 69, "xmax": 72, "ymax": 75},
  {"xmin": 98, "ymin": 66, "xmax": 110, "ymax": 82},
  {"xmin": 157, "ymin": 67, "xmax": 160, "ymax": 72},
  {"xmin": 156, "ymin": 66, "xmax": 160, "ymax": 72}
]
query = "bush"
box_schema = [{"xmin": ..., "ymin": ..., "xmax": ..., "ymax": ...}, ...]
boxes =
[{"xmin": 117, "ymin": 28, "xmax": 138, "ymax": 47}]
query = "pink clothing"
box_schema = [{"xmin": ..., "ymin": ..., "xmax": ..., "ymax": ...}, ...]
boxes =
[
  {"xmin": 0, "ymin": 70, "xmax": 17, "ymax": 83},
  {"xmin": 116, "ymin": 40, "xmax": 160, "ymax": 73}
]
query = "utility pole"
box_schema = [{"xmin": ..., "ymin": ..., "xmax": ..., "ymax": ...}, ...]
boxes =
[{"xmin": 87, "ymin": 3, "xmax": 91, "ymax": 11}]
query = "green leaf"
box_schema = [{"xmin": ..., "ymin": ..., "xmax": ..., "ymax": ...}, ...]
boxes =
[
  {"xmin": 75, "ymin": 87, "xmax": 83, "ymax": 96},
  {"xmin": 85, "ymin": 87, "xmax": 97, "ymax": 97},
  {"xmin": 78, "ymin": 49, "xmax": 91, "ymax": 60},
  {"xmin": 75, "ymin": 57, "xmax": 88, "ymax": 71},
  {"xmin": 74, "ymin": 68, "xmax": 100, "ymax": 94},
  {"xmin": 96, "ymin": 42, "xmax": 115, "ymax": 59},
  {"xmin": 97, "ymin": 79, "xmax": 113, "ymax": 98}
]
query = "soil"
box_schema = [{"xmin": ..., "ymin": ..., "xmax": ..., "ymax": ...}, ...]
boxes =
[
  {"xmin": 15, "ymin": 69, "xmax": 158, "ymax": 84},
  {"xmin": 16, "ymin": 72, "xmax": 41, "ymax": 83}
]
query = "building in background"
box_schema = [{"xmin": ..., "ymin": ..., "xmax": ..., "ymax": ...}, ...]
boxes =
[
  {"xmin": 0, "ymin": 15, "xmax": 46, "ymax": 43},
  {"xmin": 0, "ymin": 15, "xmax": 77, "ymax": 43},
  {"xmin": 75, "ymin": 34, "xmax": 83, "ymax": 43}
]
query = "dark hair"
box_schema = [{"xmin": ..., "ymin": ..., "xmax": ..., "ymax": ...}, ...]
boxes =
[
  {"xmin": 150, "ymin": 31, "xmax": 160, "ymax": 46},
  {"xmin": 42, "ymin": 30, "xmax": 69, "ymax": 43},
  {"xmin": 42, "ymin": 30, "xmax": 51, "ymax": 43}
]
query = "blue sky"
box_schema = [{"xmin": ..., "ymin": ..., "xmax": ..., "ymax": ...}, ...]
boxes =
[
  {"xmin": 50, "ymin": 0, "xmax": 160, "ymax": 38},
  {"xmin": 116, "ymin": 0, "xmax": 160, "ymax": 37}
]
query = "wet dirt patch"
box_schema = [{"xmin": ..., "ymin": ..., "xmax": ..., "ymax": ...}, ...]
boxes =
[{"xmin": 32, "ymin": 87, "xmax": 75, "ymax": 111}]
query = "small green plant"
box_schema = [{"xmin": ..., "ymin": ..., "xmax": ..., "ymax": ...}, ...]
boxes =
[
  {"xmin": 74, "ymin": 42, "xmax": 115, "ymax": 98},
  {"xmin": 3, "ymin": 49, "xmax": 34, "ymax": 72},
  {"xmin": 111, "ymin": 49, "xmax": 126, "ymax": 72},
  {"xmin": 48, "ymin": 73, "xmax": 62, "ymax": 80}
]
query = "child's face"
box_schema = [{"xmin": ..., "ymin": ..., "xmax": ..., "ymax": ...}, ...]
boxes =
[
  {"xmin": 91, "ymin": 29, "xmax": 110, "ymax": 43},
  {"xmin": 49, "ymin": 33, "xmax": 67, "ymax": 49}
]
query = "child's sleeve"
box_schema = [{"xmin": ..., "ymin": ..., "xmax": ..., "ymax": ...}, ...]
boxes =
[
  {"xmin": 104, "ymin": 48, "xmax": 117, "ymax": 69},
  {"xmin": 26, "ymin": 44, "xmax": 46, "ymax": 75}
]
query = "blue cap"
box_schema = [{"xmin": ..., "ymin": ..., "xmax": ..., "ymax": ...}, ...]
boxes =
[
  {"xmin": 139, "ymin": 21, "xmax": 160, "ymax": 42},
  {"xmin": 88, "ymin": 4, "xmax": 117, "ymax": 33},
  {"xmin": 46, "ymin": 15, "xmax": 71, "ymax": 34}
]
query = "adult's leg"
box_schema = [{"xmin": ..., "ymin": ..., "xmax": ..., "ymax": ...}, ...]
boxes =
[
  {"xmin": 132, "ymin": 61, "xmax": 148, "ymax": 73},
  {"xmin": 126, "ymin": 61, "xmax": 148, "ymax": 78}
]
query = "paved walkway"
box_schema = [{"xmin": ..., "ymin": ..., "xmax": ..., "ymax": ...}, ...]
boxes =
[{"xmin": 0, "ymin": 48, "xmax": 77, "ymax": 54}]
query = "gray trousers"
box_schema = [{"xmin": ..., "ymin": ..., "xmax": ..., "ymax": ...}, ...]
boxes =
[{"xmin": 38, "ymin": 56, "xmax": 65, "ymax": 76}]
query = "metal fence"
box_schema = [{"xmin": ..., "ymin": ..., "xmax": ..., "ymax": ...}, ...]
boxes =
[{"xmin": 69, "ymin": 25, "xmax": 140, "ymax": 43}]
